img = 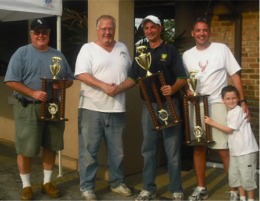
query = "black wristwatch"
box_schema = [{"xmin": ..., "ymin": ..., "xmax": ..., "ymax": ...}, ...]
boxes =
[{"xmin": 240, "ymin": 99, "xmax": 247, "ymax": 104}]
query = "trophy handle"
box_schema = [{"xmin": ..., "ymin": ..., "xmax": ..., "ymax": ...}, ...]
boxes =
[
  {"xmin": 183, "ymin": 95, "xmax": 191, "ymax": 144},
  {"xmin": 158, "ymin": 72, "xmax": 179, "ymax": 124},
  {"xmin": 138, "ymin": 78, "xmax": 161, "ymax": 130},
  {"xmin": 40, "ymin": 78, "xmax": 47, "ymax": 119}
]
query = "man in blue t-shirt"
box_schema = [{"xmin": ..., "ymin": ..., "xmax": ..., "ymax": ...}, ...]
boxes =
[{"xmin": 4, "ymin": 18, "xmax": 74, "ymax": 200}]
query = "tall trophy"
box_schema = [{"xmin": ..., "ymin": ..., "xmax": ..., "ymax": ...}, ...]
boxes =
[
  {"xmin": 40, "ymin": 56, "xmax": 68, "ymax": 121},
  {"xmin": 183, "ymin": 70, "xmax": 214, "ymax": 146},
  {"xmin": 135, "ymin": 45, "xmax": 179, "ymax": 130}
]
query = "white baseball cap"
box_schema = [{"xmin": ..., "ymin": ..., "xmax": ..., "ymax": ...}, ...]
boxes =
[{"xmin": 141, "ymin": 15, "xmax": 161, "ymax": 26}]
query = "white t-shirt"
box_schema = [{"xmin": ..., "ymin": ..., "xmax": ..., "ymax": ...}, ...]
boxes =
[
  {"xmin": 183, "ymin": 42, "xmax": 241, "ymax": 104},
  {"xmin": 227, "ymin": 105, "xmax": 259, "ymax": 156},
  {"xmin": 75, "ymin": 42, "xmax": 131, "ymax": 112}
]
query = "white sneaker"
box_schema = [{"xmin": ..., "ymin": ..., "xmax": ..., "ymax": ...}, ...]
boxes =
[
  {"xmin": 229, "ymin": 191, "xmax": 239, "ymax": 201},
  {"xmin": 111, "ymin": 183, "xmax": 132, "ymax": 196},
  {"xmin": 135, "ymin": 190, "xmax": 156, "ymax": 201},
  {"xmin": 188, "ymin": 186, "xmax": 208, "ymax": 201},
  {"xmin": 82, "ymin": 190, "xmax": 97, "ymax": 201},
  {"xmin": 172, "ymin": 192, "xmax": 184, "ymax": 200}
]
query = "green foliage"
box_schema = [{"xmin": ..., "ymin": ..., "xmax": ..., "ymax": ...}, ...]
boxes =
[{"xmin": 161, "ymin": 19, "xmax": 175, "ymax": 44}]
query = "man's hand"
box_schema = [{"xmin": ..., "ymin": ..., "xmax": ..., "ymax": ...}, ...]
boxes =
[
  {"xmin": 32, "ymin": 91, "xmax": 48, "ymax": 102},
  {"xmin": 240, "ymin": 102, "xmax": 250, "ymax": 121},
  {"xmin": 160, "ymin": 85, "xmax": 173, "ymax": 96}
]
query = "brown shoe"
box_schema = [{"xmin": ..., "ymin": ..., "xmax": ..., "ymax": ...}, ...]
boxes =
[
  {"xmin": 42, "ymin": 182, "xmax": 60, "ymax": 198},
  {"xmin": 21, "ymin": 186, "xmax": 33, "ymax": 200}
]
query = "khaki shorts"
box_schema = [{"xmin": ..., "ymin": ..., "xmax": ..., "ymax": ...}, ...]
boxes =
[
  {"xmin": 189, "ymin": 102, "xmax": 228, "ymax": 149},
  {"xmin": 229, "ymin": 152, "xmax": 258, "ymax": 191},
  {"xmin": 13, "ymin": 100, "xmax": 65, "ymax": 157}
]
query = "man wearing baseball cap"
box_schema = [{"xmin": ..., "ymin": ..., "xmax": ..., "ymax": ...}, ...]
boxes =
[
  {"xmin": 30, "ymin": 18, "xmax": 50, "ymax": 30},
  {"xmin": 4, "ymin": 18, "xmax": 74, "ymax": 200},
  {"xmin": 115, "ymin": 15, "xmax": 187, "ymax": 200},
  {"xmin": 141, "ymin": 15, "xmax": 162, "ymax": 26}
]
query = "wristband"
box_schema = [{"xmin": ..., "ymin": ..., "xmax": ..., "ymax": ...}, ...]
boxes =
[{"xmin": 240, "ymin": 99, "xmax": 247, "ymax": 104}]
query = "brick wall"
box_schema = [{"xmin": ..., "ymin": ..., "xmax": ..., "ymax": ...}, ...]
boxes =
[{"xmin": 210, "ymin": 11, "xmax": 259, "ymax": 140}]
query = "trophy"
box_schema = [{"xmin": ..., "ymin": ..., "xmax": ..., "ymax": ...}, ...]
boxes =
[
  {"xmin": 40, "ymin": 56, "xmax": 68, "ymax": 121},
  {"xmin": 50, "ymin": 56, "xmax": 61, "ymax": 79},
  {"xmin": 135, "ymin": 45, "xmax": 179, "ymax": 130},
  {"xmin": 187, "ymin": 70, "xmax": 199, "ymax": 96},
  {"xmin": 135, "ymin": 46, "xmax": 152, "ymax": 76},
  {"xmin": 183, "ymin": 70, "xmax": 214, "ymax": 146}
]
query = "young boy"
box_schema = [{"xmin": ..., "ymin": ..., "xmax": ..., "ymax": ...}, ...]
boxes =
[{"xmin": 204, "ymin": 85, "xmax": 258, "ymax": 201}]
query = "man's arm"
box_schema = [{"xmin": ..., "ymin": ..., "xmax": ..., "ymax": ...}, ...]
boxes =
[
  {"xmin": 76, "ymin": 73, "xmax": 117, "ymax": 95},
  {"xmin": 117, "ymin": 78, "xmax": 136, "ymax": 92},
  {"xmin": 5, "ymin": 81, "xmax": 48, "ymax": 102},
  {"xmin": 231, "ymin": 71, "xmax": 250, "ymax": 118},
  {"xmin": 161, "ymin": 78, "xmax": 187, "ymax": 96}
]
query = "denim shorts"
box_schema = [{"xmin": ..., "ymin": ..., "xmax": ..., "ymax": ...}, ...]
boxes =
[
  {"xmin": 229, "ymin": 152, "xmax": 258, "ymax": 191},
  {"xmin": 14, "ymin": 100, "xmax": 65, "ymax": 157}
]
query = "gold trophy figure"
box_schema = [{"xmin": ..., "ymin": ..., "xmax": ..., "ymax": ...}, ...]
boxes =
[
  {"xmin": 50, "ymin": 56, "xmax": 62, "ymax": 79},
  {"xmin": 187, "ymin": 70, "xmax": 199, "ymax": 96},
  {"xmin": 135, "ymin": 46, "xmax": 152, "ymax": 77}
]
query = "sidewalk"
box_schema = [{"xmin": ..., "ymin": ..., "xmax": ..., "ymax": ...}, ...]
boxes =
[{"xmin": 0, "ymin": 139, "xmax": 258, "ymax": 200}]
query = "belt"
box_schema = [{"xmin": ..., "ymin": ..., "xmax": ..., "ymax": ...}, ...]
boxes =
[{"xmin": 16, "ymin": 97, "xmax": 41, "ymax": 107}]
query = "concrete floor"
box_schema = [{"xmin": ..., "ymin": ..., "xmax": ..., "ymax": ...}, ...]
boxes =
[{"xmin": 0, "ymin": 139, "xmax": 258, "ymax": 200}]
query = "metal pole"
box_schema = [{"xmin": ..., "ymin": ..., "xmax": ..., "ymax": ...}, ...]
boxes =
[{"xmin": 57, "ymin": 15, "xmax": 63, "ymax": 177}]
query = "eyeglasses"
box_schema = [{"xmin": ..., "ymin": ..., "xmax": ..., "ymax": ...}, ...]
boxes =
[
  {"xmin": 31, "ymin": 30, "xmax": 50, "ymax": 35},
  {"xmin": 97, "ymin": 27, "xmax": 115, "ymax": 32}
]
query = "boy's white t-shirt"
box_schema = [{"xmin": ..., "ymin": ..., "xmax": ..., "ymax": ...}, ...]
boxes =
[
  {"xmin": 182, "ymin": 42, "xmax": 241, "ymax": 104},
  {"xmin": 227, "ymin": 105, "xmax": 259, "ymax": 156},
  {"xmin": 75, "ymin": 42, "xmax": 131, "ymax": 112}
]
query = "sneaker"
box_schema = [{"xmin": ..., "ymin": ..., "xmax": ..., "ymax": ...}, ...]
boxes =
[
  {"xmin": 82, "ymin": 190, "xmax": 97, "ymax": 201},
  {"xmin": 21, "ymin": 186, "xmax": 33, "ymax": 200},
  {"xmin": 188, "ymin": 186, "xmax": 208, "ymax": 201},
  {"xmin": 111, "ymin": 183, "xmax": 132, "ymax": 196},
  {"xmin": 135, "ymin": 190, "xmax": 156, "ymax": 201},
  {"xmin": 42, "ymin": 182, "xmax": 60, "ymax": 198},
  {"xmin": 172, "ymin": 192, "xmax": 184, "ymax": 200},
  {"xmin": 229, "ymin": 191, "xmax": 239, "ymax": 201}
]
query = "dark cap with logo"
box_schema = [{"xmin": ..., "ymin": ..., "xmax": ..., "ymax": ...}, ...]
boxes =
[{"xmin": 30, "ymin": 18, "xmax": 50, "ymax": 30}]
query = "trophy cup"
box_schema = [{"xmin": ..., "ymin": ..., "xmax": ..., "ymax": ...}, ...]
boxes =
[
  {"xmin": 50, "ymin": 56, "xmax": 61, "ymax": 79},
  {"xmin": 183, "ymin": 70, "xmax": 214, "ymax": 146},
  {"xmin": 187, "ymin": 70, "xmax": 198, "ymax": 96},
  {"xmin": 40, "ymin": 56, "xmax": 68, "ymax": 121},
  {"xmin": 135, "ymin": 45, "xmax": 179, "ymax": 130}
]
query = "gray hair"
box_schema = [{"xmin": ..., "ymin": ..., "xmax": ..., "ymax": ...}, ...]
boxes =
[{"xmin": 96, "ymin": 15, "xmax": 116, "ymax": 28}]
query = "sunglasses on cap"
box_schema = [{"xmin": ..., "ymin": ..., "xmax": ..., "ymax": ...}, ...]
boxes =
[
  {"xmin": 193, "ymin": 17, "xmax": 210, "ymax": 28},
  {"xmin": 31, "ymin": 30, "xmax": 50, "ymax": 35}
]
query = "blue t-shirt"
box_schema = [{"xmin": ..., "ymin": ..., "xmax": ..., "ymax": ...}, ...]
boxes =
[{"xmin": 4, "ymin": 44, "xmax": 74, "ymax": 101}]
